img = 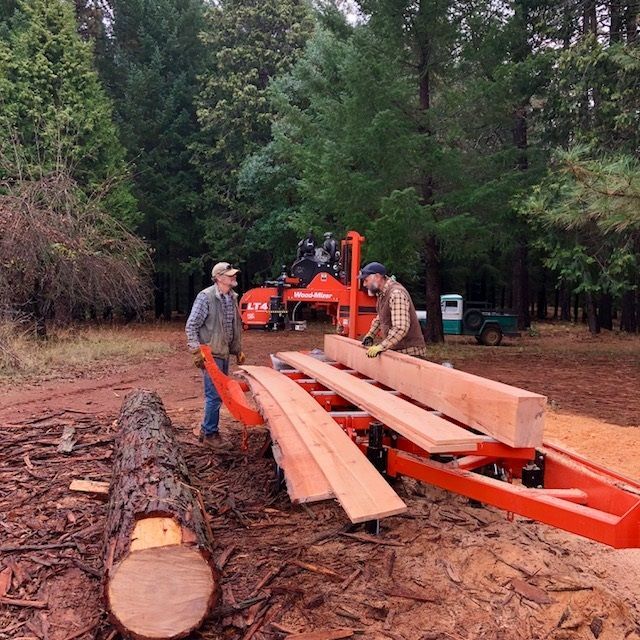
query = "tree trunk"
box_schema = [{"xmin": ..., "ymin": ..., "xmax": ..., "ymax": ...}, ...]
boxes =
[
  {"xmin": 598, "ymin": 292, "xmax": 613, "ymax": 330},
  {"xmin": 154, "ymin": 272, "xmax": 165, "ymax": 319},
  {"xmin": 424, "ymin": 234, "xmax": 443, "ymax": 343},
  {"xmin": 536, "ymin": 278, "xmax": 547, "ymax": 321},
  {"xmin": 416, "ymin": 28, "xmax": 443, "ymax": 343},
  {"xmin": 583, "ymin": 0, "xmax": 597, "ymax": 35},
  {"xmin": 610, "ymin": 0, "xmax": 624, "ymax": 43},
  {"xmin": 511, "ymin": 241, "xmax": 530, "ymax": 330},
  {"xmin": 103, "ymin": 390, "xmax": 219, "ymax": 640},
  {"xmin": 511, "ymin": 2, "xmax": 530, "ymax": 331},
  {"xmin": 584, "ymin": 292, "xmax": 600, "ymax": 334},
  {"xmin": 188, "ymin": 272, "xmax": 196, "ymax": 311},
  {"xmin": 625, "ymin": 2, "xmax": 639, "ymax": 43},
  {"xmin": 164, "ymin": 269, "xmax": 173, "ymax": 320},
  {"xmin": 562, "ymin": 4, "xmax": 574, "ymax": 47},
  {"xmin": 620, "ymin": 289, "xmax": 638, "ymax": 332},
  {"xmin": 560, "ymin": 283, "xmax": 571, "ymax": 321}
]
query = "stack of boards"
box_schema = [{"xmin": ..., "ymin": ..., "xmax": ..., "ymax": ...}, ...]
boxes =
[{"xmin": 240, "ymin": 335, "xmax": 546, "ymax": 525}]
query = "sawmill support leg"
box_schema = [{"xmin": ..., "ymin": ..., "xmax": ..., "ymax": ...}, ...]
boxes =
[
  {"xmin": 365, "ymin": 519, "xmax": 380, "ymax": 535},
  {"xmin": 367, "ymin": 422, "xmax": 387, "ymax": 477}
]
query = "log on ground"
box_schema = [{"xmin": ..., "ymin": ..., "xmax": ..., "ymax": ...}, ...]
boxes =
[{"xmin": 103, "ymin": 389, "xmax": 218, "ymax": 640}]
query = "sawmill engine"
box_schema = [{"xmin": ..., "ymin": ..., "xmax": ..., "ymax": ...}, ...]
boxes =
[
  {"xmin": 290, "ymin": 250, "xmax": 340, "ymax": 286},
  {"xmin": 262, "ymin": 232, "xmax": 342, "ymax": 331},
  {"xmin": 291, "ymin": 231, "xmax": 341, "ymax": 286}
]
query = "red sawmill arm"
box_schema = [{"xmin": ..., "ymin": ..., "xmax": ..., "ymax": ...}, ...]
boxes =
[
  {"xmin": 200, "ymin": 345, "xmax": 263, "ymax": 426},
  {"xmin": 204, "ymin": 348, "xmax": 640, "ymax": 549}
]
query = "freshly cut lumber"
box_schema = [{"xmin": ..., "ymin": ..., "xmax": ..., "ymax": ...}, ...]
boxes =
[
  {"xmin": 69, "ymin": 479, "xmax": 110, "ymax": 495},
  {"xmin": 324, "ymin": 335, "xmax": 546, "ymax": 448},
  {"xmin": 275, "ymin": 352, "xmax": 483, "ymax": 454},
  {"xmin": 239, "ymin": 374, "xmax": 333, "ymax": 504},
  {"xmin": 241, "ymin": 366, "xmax": 407, "ymax": 523},
  {"xmin": 103, "ymin": 390, "xmax": 218, "ymax": 640}
]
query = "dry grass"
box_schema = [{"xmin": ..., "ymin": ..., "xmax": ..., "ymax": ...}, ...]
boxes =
[
  {"xmin": 0, "ymin": 321, "xmax": 171, "ymax": 380},
  {"xmin": 424, "ymin": 320, "xmax": 640, "ymax": 363}
]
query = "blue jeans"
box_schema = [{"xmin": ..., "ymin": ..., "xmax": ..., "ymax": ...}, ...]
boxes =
[{"xmin": 202, "ymin": 357, "xmax": 229, "ymax": 435}]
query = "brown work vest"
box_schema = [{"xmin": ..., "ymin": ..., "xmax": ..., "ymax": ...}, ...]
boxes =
[{"xmin": 377, "ymin": 280, "xmax": 426, "ymax": 350}]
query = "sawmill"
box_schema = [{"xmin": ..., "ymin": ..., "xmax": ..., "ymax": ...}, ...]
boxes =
[{"xmin": 95, "ymin": 334, "xmax": 640, "ymax": 639}]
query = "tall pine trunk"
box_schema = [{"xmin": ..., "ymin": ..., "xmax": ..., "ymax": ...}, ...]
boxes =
[
  {"xmin": 417, "ymin": 30, "xmax": 443, "ymax": 343},
  {"xmin": 598, "ymin": 292, "xmax": 613, "ymax": 330},
  {"xmin": 423, "ymin": 235, "xmax": 443, "ymax": 343},
  {"xmin": 620, "ymin": 289, "xmax": 638, "ymax": 332},
  {"xmin": 511, "ymin": 240, "xmax": 530, "ymax": 330},
  {"xmin": 585, "ymin": 292, "xmax": 600, "ymax": 334},
  {"xmin": 511, "ymin": 3, "xmax": 531, "ymax": 330},
  {"xmin": 625, "ymin": 2, "xmax": 638, "ymax": 43},
  {"xmin": 560, "ymin": 283, "xmax": 571, "ymax": 321},
  {"xmin": 610, "ymin": 0, "xmax": 624, "ymax": 43}
]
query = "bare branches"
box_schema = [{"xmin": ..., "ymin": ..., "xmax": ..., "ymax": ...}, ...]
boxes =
[{"xmin": 0, "ymin": 171, "xmax": 152, "ymax": 328}]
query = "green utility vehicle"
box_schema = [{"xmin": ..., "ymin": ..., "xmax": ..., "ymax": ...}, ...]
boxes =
[{"xmin": 417, "ymin": 294, "xmax": 520, "ymax": 346}]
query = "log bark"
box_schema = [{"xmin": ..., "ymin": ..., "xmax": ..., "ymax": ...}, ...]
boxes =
[{"xmin": 103, "ymin": 390, "xmax": 218, "ymax": 640}]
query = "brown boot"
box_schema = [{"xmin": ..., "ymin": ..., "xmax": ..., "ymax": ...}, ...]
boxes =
[{"xmin": 200, "ymin": 431, "xmax": 222, "ymax": 447}]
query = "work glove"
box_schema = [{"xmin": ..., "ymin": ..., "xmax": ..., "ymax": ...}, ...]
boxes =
[
  {"xmin": 192, "ymin": 350, "xmax": 205, "ymax": 369},
  {"xmin": 361, "ymin": 335, "xmax": 374, "ymax": 347},
  {"xmin": 236, "ymin": 352, "xmax": 246, "ymax": 366},
  {"xmin": 366, "ymin": 345, "xmax": 385, "ymax": 358}
]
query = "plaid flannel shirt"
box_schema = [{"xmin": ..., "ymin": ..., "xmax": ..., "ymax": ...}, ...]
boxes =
[
  {"xmin": 185, "ymin": 292, "xmax": 209, "ymax": 351},
  {"xmin": 185, "ymin": 285, "xmax": 235, "ymax": 352},
  {"xmin": 367, "ymin": 280, "xmax": 428, "ymax": 359}
]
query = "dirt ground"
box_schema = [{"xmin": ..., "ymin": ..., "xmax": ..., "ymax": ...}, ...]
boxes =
[{"xmin": 1, "ymin": 322, "xmax": 640, "ymax": 640}]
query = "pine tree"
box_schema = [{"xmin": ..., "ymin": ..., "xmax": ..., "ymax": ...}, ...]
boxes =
[
  {"xmin": 0, "ymin": 0, "xmax": 136, "ymax": 224},
  {"xmin": 525, "ymin": 148, "xmax": 640, "ymax": 333},
  {"xmin": 102, "ymin": 0, "xmax": 207, "ymax": 317},
  {"xmin": 523, "ymin": 1, "xmax": 640, "ymax": 331},
  {"xmin": 193, "ymin": 0, "xmax": 314, "ymax": 277}
]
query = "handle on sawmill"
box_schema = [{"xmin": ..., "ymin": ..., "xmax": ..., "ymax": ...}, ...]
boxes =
[{"xmin": 199, "ymin": 345, "xmax": 264, "ymax": 427}]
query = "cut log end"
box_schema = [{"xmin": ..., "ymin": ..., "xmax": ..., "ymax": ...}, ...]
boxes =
[{"xmin": 108, "ymin": 545, "xmax": 216, "ymax": 640}]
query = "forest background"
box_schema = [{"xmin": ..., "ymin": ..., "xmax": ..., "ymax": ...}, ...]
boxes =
[{"xmin": 1, "ymin": 0, "xmax": 639, "ymax": 341}]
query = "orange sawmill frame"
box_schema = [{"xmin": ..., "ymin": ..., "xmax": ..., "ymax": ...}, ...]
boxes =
[{"xmin": 202, "ymin": 347, "xmax": 640, "ymax": 549}]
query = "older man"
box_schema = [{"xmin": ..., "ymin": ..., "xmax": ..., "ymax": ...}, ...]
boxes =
[
  {"xmin": 185, "ymin": 262, "xmax": 246, "ymax": 444},
  {"xmin": 359, "ymin": 262, "xmax": 428, "ymax": 360}
]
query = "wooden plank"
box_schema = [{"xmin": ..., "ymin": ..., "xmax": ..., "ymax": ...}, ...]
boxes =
[
  {"xmin": 69, "ymin": 479, "xmax": 110, "ymax": 495},
  {"xmin": 241, "ymin": 366, "xmax": 407, "ymax": 523},
  {"xmin": 275, "ymin": 352, "xmax": 483, "ymax": 454},
  {"xmin": 324, "ymin": 335, "xmax": 546, "ymax": 448},
  {"xmin": 239, "ymin": 374, "xmax": 333, "ymax": 504}
]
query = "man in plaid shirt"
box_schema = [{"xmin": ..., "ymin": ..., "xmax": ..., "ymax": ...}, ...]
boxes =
[
  {"xmin": 186, "ymin": 262, "xmax": 246, "ymax": 444},
  {"xmin": 359, "ymin": 262, "xmax": 428, "ymax": 360}
]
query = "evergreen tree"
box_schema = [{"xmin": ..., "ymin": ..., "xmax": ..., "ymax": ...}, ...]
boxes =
[
  {"xmin": 102, "ymin": 0, "xmax": 207, "ymax": 317},
  {"xmin": 193, "ymin": 0, "xmax": 314, "ymax": 280},
  {"xmin": 248, "ymin": 2, "xmax": 510, "ymax": 337},
  {"xmin": 0, "ymin": 0, "xmax": 136, "ymax": 224},
  {"xmin": 526, "ymin": 148, "xmax": 640, "ymax": 333},
  {"xmin": 524, "ymin": 1, "xmax": 640, "ymax": 331}
]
